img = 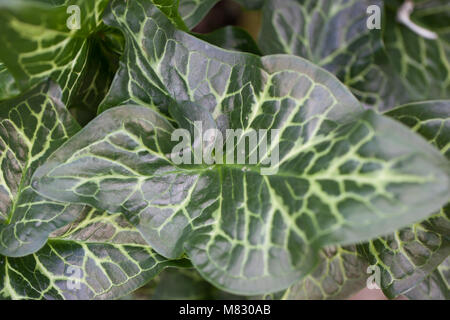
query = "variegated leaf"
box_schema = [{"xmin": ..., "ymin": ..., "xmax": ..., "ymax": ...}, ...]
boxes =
[
  {"xmin": 0, "ymin": 80, "xmax": 82, "ymax": 257},
  {"xmin": 0, "ymin": 63, "xmax": 19, "ymax": 101},
  {"xmin": 31, "ymin": 104, "xmax": 450, "ymax": 295},
  {"xmin": 0, "ymin": 0, "xmax": 109, "ymax": 107},
  {"xmin": 0, "ymin": 208, "xmax": 190, "ymax": 300},
  {"xmin": 282, "ymin": 246, "xmax": 368, "ymax": 300},
  {"xmin": 30, "ymin": 0, "xmax": 450, "ymax": 295},
  {"xmin": 383, "ymin": 8, "xmax": 450, "ymax": 103},
  {"xmin": 361, "ymin": 100, "xmax": 450, "ymax": 299},
  {"xmin": 404, "ymin": 257, "xmax": 450, "ymax": 300},
  {"xmin": 258, "ymin": 0, "xmax": 450, "ymax": 111},
  {"xmin": 179, "ymin": 0, "xmax": 220, "ymax": 29}
]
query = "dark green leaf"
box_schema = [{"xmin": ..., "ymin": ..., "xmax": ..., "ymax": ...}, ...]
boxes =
[
  {"xmin": 152, "ymin": 0, "xmax": 189, "ymax": 31},
  {"xmin": 0, "ymin": 0, "xmax": 109, "ymax": 106},
  {"xmin": 178, "ymin": 0, "xmax": 220, "ymax": 29},
  {"xmin": 361, "ymin": 100, "xmax": 450, "ymax": 299},
  {"xmin": 283, "ymin": 246, "xmax": 368, "ymax": 300},
  {"xmin": 410, "ymin": 0, "xmax": 450, "ymax": 35},
  {"xmin": 0, "ymin": 80, "xmax": 83, "ymax": 257},
  {"xmin": 0, "ymin": 208, "xmax": 190, "ymax": 299},
  {"xmin": 234, "ymin": 0, "xmax": 265, "ymax": 10},
  {"xmin": 386, "ymin": 101, "xmax": 450, "ymax": 158},
  {"xmin": 258, "ymin": 0, "xmax": 450, "ymax": 110},
  {"xmin": 31, "ymin": 0, "xmax": 450, "ymax": 295},
  {"xmin": 196, "ymin": 26, "xmax": 262, "ymax": 55},
  {"xmin": 404, "ymin": 257, "xmax": 450, "ymax": 300},
  {"xmin": 258, "ymin": 0, "xmax": 398, "ymax": 110},
  {"xmin": 32, "ymin": 105, "xmax": 450, "ymax": 294},
  {"xmin": 383, "ymin": 8, "xmax": 450, "ymax": 103}
]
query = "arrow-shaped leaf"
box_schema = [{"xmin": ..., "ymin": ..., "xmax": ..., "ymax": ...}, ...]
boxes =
[
  {"xmin": 196, "ymin": 26, "xmax": 262, "ymax": 55},
  {"xmin": 361, "ymin": 100, "xmax": 450, "ymax": 299}
]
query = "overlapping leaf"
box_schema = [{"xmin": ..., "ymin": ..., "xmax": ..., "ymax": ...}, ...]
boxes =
[
  {"xmin": 281, "ymin": 246, "xmax": 368, "ymax": 300},
  {"xmin": 259, "ymin": 0, "xmax": 381, "ymax": 73},
  {"xmin": 30, "ymin": 0, "xmax": 450, "ymax": 295},
  {"xmin": 0, "ymin": 80, "xmax": 85, "ymax": 257},
  {"xmin": 383, "ymin": 9, "xmax": 450, "ymax": 103},
  {"xmin": 178, "ymin": 0, "xmax": 266, "ymax": 30},
  {"xmin": 0, "ymin": 208, "xmax": 189, "ymax": 300},
  {"xmin": 196, "ymin": 26, "xmax": 262, "ymax": 55},
  {"xmin": 258, "ymin": 0, "xmax": 450, "ymax": 111},
  {"xmin": 178, "ymin": 0, "xmax": 220, "ymax": 29},
  {"xmin": 32, "ymin": 102, "xmax": 450, "ymax": 294},
  {"xmin": 98, "ymin": 0, "xmax": 360, "ymax": 118},
  {"xmin": 152, "ymin": 0, "xmax": 189, "ymax": 31},
  {"xmin": 409, "ymin": 0, "xmax": 450, "ymax": 35},
  {"xmin": 140, "ymin": 246, "xmax": 369, "ymax": 300},
  {"xmin": 404, "ymin": 257, "xmax": 449, "ymax": 300},
  {"xmin": 32, "ymin": 101, "xmax": 450, "ymax": 299},
  {"xmin": 234, "ymin": 0, "xmax": 265, "ymax": 11},
  {"xmin": 0, "ymin": 0, "xmax": 109, "ymax": 108},
  {"xmin": 258, "ymin": 0, "xmax": 397, "ymax": 110},
  {"xmin": 361, "ymin": 100, "xmax": 450, "ymax": 299},
  {"xmin": 69, "ymin": 39, "xmax": 119, "ymax": 126}
]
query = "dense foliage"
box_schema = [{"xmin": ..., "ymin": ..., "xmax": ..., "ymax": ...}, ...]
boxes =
[{"xmin": 0, "ymin": 0, "xmax": 448, "ymax": 300}]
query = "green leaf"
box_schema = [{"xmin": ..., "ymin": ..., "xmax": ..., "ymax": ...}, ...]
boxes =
[
  {"xmin": 0, "ymin": 80, "xmax": 84, "ymax": 257},
  {"xmin": 152, "ymin": 0, "xmax": 189, "ymax": 31},
  {"xmin": 0, "ymin": 63, "xmax": 19, "ymax": 101},
  {"xmin": 234, "ymin": 0, "xmax": 265, "ymax": 10},
  {"xmin": 31, "ymin": 0, "xmax": 450, "ymax": 295},
  {"xmin": 258, "ymin": 0, "xmax": 450, "ymax": 110},
  {"xmin": 361, "ymin": 100, "xmax": 450, "ymax": 299},
  {"xmin": 410, "ymin": 0, "xmax": 450, "ymax": 35},
  {"xmin": 258, "ymin": 0, "xmax": 397, "ymax": 110},
  {"xmin": 32, "ymin": 102, "xmax": 450, "ymax": 295},
  {"xmin": 178, "ymin": 0, "xmax": 266, "ymax": 30},
  {"xmin": 282, "ymin": 246, "xmax": 368, "ymax": 300},
  {"xmin": 196, "ymin": 26, "xmax": 262, "ymax": 55},
  {"xmin": 98, "ymin": 0, "xmax": 360, "ymax": 117},
  {"xmin": 386, "ymin": 101, "xmax": 450, "ymax": 158},
  {"xmin": 0, "ymin": 0, "xmax": 109, "ymax": 106},
  {"xmin": 383, "ymin": 8, "xmax": 450, "ymax": 102},
  {"xmin": 150, "ymin": 268, "xmax": 245, "ymax": 300},
  {"xmin": 259, "ymin": 0, "xmax": 382, "ymax": 65},
  {"xmin": 0, "ymin": 208, "xmax": 190, "ymax": 300},
  {"xmin": 152, "ymin": 268, "xmax": 214, "ymax": 300},
  {"xmin": 404, "ymin": 257, "xmax": 450, "ymax": 300},
  {"xmin": 69, "ymin": 39, "xmax": 119, "ymax": 126},
  {"xmin": 178, "ymin": 0, "xmax": 220, "ymax": 29},
  {"xmin": 101, "ymin": 28, "xmax": 126, "ymax": 57}
]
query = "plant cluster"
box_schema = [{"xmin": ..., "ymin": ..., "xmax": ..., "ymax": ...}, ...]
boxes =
[{"xmin": 0, "ymin": 0, "xmax": 448, "ymax": 300}]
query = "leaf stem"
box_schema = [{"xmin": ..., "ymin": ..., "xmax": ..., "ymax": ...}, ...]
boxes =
[{"xmin": 397, "ymin": 0, "xmax": 438, "ymax": 40}]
